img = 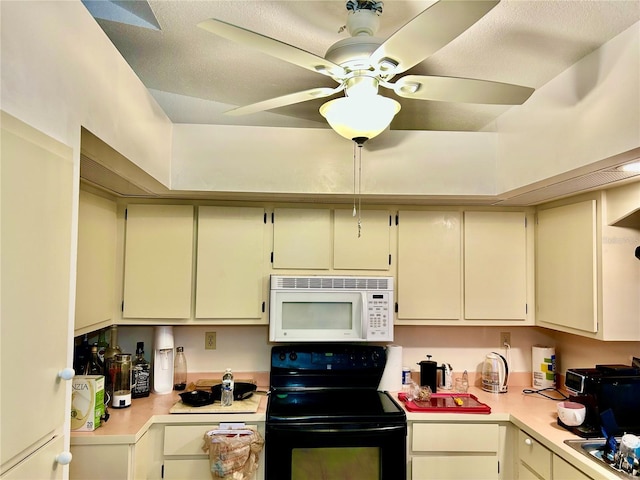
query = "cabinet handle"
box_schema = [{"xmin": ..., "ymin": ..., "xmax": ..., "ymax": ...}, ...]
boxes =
[
  {"xmin": 524, "ymin": 438, "xmax": 533, "ymax": 446},
  {"xmin": 57, "ymin": 368, "xmax": 75, "ymax": 381},
  {"xmin": 55, "ymin": 451, "xmax": 73, "ymax": 465}
]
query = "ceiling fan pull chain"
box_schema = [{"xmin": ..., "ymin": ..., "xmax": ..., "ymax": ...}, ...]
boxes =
[
  {"xmin": 357, "ymin": 142, "xmax": 363, "ymax": 238},
  {"xmin": 352, "ymin": 141, "xmax": 357, "ymax": 218}
]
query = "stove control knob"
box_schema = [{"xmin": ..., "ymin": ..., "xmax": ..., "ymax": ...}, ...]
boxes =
[
  {"xmin": 289, "ymin": 352, "xmax": 298, "ymax": 362},
  {"xmin": 371, "ymin": 351, "xmax": 381, "ymax": 362},
  {"xmin": 279, "ymin": 352, "xmax": 287, "ymax": 361}
]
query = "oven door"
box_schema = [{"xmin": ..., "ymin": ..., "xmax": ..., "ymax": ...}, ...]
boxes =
[{"xmin": 265, "ymin": 422, "xmax": 406, "ymax": 480}]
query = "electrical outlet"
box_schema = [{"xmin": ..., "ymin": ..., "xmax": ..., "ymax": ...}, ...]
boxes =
[
  {"xmin": 500, "ymin": 332, "xmax": 511, "ymax": 347},
  {"xmin": 205, "ymin": 332, "xmax": 216, "ymax": 350}
]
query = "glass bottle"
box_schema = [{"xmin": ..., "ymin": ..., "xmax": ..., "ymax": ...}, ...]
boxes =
[
  {"xmin": 85, "ymin": 344, "xmax": 103, "ymax": 375},
  {"xmin": 104, "ymin": 325, "xmax": 121, "ymax": 363},
  {"xmin": 132, "ymin": 342, "xmax": 151, "ymax": 398},
  {"xmin": 173, "ymin": 346, "xmax": 187, "ymax": 391},
  {"xmin": 73, "ymin": 334, "xmax": 91, "ymax": 374},
  {"xmin": 221, "ymin": 368, "xmax": 234, "ymax": 407},
  {"xmin": 96, "ymin": 329, "xmax": 108, "ymax": 367},
  {"xmin": 103, "ymin": 325, "xmax": 122, "ymax": 406}
]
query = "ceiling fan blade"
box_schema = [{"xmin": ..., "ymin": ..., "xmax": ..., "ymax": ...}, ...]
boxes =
[
  {"xmin": 225, "ymin": 86, "xmax": 344, "ymax": 116},
  {"xmin": 198, "ymin": 19, "xmax": 346, "ymax": 78},
  {"xmin": 370, "ymin": 0, "xmax": 500, "ymax": 75},
  {"xmin": 393, "ymin": 75, "xmax": 534, "ymax": 105}
]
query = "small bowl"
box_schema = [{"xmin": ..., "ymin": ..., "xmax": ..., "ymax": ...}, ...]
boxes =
[
  {"xmin": 557, "ymin": 401, "xmax": 586, "ymax": 426},
  {"xmin": 179, "ymin": 390, "xmax": 214, "ymax": 407}
]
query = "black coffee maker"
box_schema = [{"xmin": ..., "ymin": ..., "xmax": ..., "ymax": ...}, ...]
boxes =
[{"xmin": 564, "ymin": 364, "xmax": 640, "ymax": 437}]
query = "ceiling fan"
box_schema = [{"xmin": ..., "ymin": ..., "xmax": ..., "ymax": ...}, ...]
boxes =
[{"xmin": 197, "ymin": 0, "xmax": 534, "ymax": 141}]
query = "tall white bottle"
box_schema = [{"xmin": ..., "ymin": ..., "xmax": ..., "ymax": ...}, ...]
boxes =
[{"xmin": 153, "ymin": 326, "xmax": 174, "ymax": 394}]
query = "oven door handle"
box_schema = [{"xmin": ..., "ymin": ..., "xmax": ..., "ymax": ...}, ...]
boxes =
[{"xmin": 268, "ymin": 424, "xmax": 406, "ymax": 435}]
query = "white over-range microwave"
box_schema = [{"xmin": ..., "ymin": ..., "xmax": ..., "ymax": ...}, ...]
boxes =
[{"xmin": 269, "ymin": 275, "xmax": 394, "ymax": 342}]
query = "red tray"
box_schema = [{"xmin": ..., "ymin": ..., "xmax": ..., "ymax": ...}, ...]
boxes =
[{"xmin": 398, "ymin": 392, "xmax": 491, "ymax": 414}]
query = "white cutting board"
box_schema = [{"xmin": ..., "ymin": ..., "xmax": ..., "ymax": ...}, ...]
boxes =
[{"xmin": 169, "ymin": 393, "xmax": 261, "ymax": 414}]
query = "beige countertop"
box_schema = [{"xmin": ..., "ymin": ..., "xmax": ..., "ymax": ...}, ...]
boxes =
[{"xmin": 71, "ymin": 382, "xmax": 617, "ymax": 479}]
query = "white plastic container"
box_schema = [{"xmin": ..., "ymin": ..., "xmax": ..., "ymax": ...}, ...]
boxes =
[{"xmin": 153, "ymin": 326, "xmax": 174, "ymax": 394}]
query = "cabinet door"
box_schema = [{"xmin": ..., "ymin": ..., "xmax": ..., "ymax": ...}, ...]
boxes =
[
  {"xmin": 3, "ymin": 436, "xmax": 65, "ymax": 480},
  {"xmin": 196, "ymin": 206, "xmax": 265, "ymax": 319},
  {"xmin": 552, "ymin": 454, "xmax": 592, "ymax": 480},
  {"xmin": 122, "ymin": 204, "xmax": 194, "ymax": 318},
  {"xmin": 518, "ymin": 430, "xmax": 551, "ymax": 480},
  {"xmin": 464, "ymin": 211, "xmax": 527, "ymax": 320},
  {"xmin": 272, "ymin": 208, "xmax": 331, "ymax": 269},
  {"xmin": 397, "ymin": 211, "xmax": 461, "ymax": 320},
  {"xmin": 333, "ymin": 209, "xmax": 391, "ymax": 270},
  {"xmin": 69, "ymin": 444, "xmax": 131, "ymax": 480},
  {"xmin": 75, "ymin": 190, "xmax": 117, "ymax": 332},
  {"xmin": 412, "ymin": 456, "xmax": 497, "ymax": 480},
  {"xmin": 536, "ymin": 201, "xmax": 597, "ymax": 333},
  {"xmin": 1, "ymin": 113, "xmax": 72, "ymax": 470}
]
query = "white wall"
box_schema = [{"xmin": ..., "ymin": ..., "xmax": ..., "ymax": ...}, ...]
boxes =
[
  {"xmin": 116, "ymin": 325, "xmax": 640, "ymax": 386},
  {"xmin": 496, "ymin": 22, "xmax": 640, "ymax": 192},
  {"xmin": 0, "ymin": 1, "xmax": 172, "ymax": 185},
  {"xmin": 171, "ymin": 125, "xmax": 497, "ymax": 196}
]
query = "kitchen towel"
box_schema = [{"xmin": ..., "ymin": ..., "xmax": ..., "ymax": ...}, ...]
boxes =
[
  {"xmin": 532, "ymin": 345, "xmax": 556, "ymax": 389},
  {"xmin": 378, "ymin": 345, "xmax": 403, "ymax": 392}
]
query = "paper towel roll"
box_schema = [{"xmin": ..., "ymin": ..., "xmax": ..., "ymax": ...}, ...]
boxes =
[
  {"xmin": 532, "ymin": 345, "xmax": 556, "ymax": 388},
  {"xmin": 378, "ymin": 345, "xmax": 403, "ymax": 392}
]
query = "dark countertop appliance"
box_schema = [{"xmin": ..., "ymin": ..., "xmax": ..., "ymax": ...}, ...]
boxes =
[
  {"xmin": 265, "ymin": 344, "xmax": 407, "ymax": 480},
  {"xmin": 563, "ymin": 364, "xmax": 640, "ymax": 437}
]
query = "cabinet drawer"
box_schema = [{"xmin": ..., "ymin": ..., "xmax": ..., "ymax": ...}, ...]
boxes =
[
  {"xmin": 518, "ymin": 430, "xmax": 551, "ymax": 480},
  {"xmin": 163, "ymin": 459, "xmax": 211, "ymax": 480},
  {"xmin": 412, "ymin": 455, "xmax": 497, "ymax": 480},
  {"xmin": 164, "ymin": 425, "xmax": 214, "ymax": 456},
  {"xmin": 412, "ymin": 423, "xmax": 499, "ymax": 452}
]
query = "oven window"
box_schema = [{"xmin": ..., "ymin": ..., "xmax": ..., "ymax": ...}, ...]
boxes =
[
  {"xmin": 282, "ymin": 302, "xmax": 353, "ymax": 330},
  {"xmin": 291, "ymin": 447, "xmax": 379, "ymax": 480}
]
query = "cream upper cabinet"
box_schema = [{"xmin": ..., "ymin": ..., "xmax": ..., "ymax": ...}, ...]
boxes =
[
  {"xmin": 536, "ymin": 200, "xmax": 597, "ymax": 334},
  {"xmin": 196, "ymin": 206, "xmax": 266, "ymax": 319},
  {"xmin": 122, "ymin": 204, "xmax": 194, "ymax": 319},
  {"xmin": 1, "ymin": 112, "xmax": 73, "ymax": 478},
  {"xmin": 75, "ymin": 190, "xmax": 117, "ymax": 333},
  {"xmin": 464, "ymin": 211, "xmax": 529, "ymax": 321},
  {"xmin": 536, "ymin": 191, "xmax": 640, "ymax": 340},
  {"xmin": 333, "ymin": 209, "xmax": 391, "ymax": 270},
  {"xmin": 397, "ymin": 210, "xmax": 461, "ymax": 320},
  {"xmin": 272, "ymin": 208, "xmax": 331, "ymax": 269}
]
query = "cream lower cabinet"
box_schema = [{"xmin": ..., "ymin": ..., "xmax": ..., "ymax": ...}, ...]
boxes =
[
  {"xmin": 163, "ymin": 424, "xmax": 264, "ymax": 480},
  {"xmin": 410, "ymin": 422, "xmax": 501, "ymax": 480},
  {"xmin": 70, "ymin": 426, "xmax": 162, "ymax": 480},
  {"xmin": 517, "ymin": 430, "xmax": 592, "ymax": 480}
]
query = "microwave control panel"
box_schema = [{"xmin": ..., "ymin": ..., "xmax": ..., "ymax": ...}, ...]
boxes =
[{"xmin": 366, "ymin": 292, "xmax": 392, "ymax": 339}]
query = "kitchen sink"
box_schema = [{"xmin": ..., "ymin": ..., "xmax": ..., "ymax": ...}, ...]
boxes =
[{"xmin": 564, "ymin": 438, "xmax": 638, "ymax": 479}]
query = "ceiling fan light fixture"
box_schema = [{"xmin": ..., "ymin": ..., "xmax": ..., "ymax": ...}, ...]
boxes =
[{"xmin": 320, "ymin": 94, "xmax": 400, "ymax": 141}]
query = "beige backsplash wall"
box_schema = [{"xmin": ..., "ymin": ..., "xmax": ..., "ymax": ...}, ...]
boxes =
[{"xmin": 116, "ymin": 325, "xmax": 639, "ymax": 387}]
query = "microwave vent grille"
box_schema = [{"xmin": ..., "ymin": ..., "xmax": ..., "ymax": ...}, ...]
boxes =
[{"xmin": 275, "ymin": 276, "xmax": 390, "ymax": 290}]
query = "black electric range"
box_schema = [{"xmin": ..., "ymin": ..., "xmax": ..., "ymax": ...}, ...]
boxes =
[{"xmin": 265, "ymin": 344, "xmax": 407, "ymax": 480}]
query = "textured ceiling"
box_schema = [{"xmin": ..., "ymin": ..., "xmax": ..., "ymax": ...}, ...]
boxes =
[{"xmin": 85, "ymin": 0, "xmax": 640, "ymax": 133}]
